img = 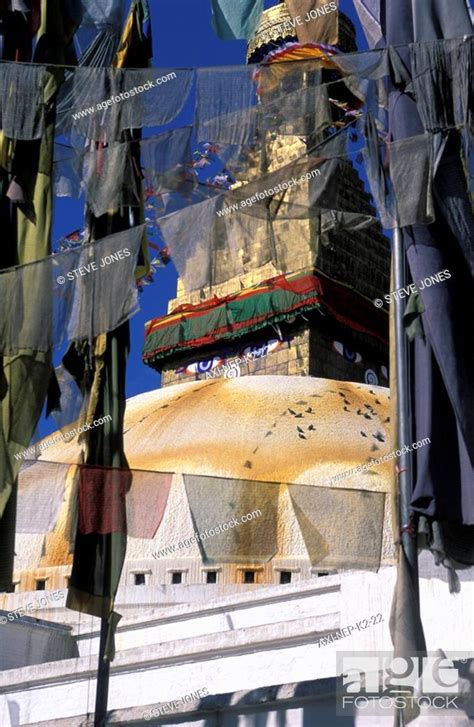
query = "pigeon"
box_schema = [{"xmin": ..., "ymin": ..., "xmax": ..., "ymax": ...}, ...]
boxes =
[
  {"xmin": 244, "ymin": 460, "xmax": 252, "ymax": 468},
  {"xmin": 373, "ymin": 431, "xmax": 385, "ymax": 442},
  {"xmin": 288, "ymin": 408, "xmax": 297, "ymax": 415},
  {"xmin": 298, "ymin": 433, "xmax": 307, "ymax": 440},
  {"xmin": 343, "ymin": 399, "xmax": 351, "ymax": 406},
  {"xmin": 343, "ymin": 406, "xmax": 350, "ymax": 412},
  {"xmin": 370, "ymin": 443, "xmax": 380, "ymax": 451},
  {"xmin": 356, "ymin": 409, "xmax": 362, "ymax": 415},
  {"xmin": 308, "ymin": 424, "xmax": 316, "ymax": 431},
  {"xmin": 305, "ymin": 407, "xmax": 314, "ymax": 414},
  {"xmin": 360, "ymin": 431, "xmax": 368, "ymax": 437},
  {"xmin": 375, "ymin": 399, "xmax": 381, "ymax": 405},
  {"xmin": 297, "ymin": 426, "xmax": 305, "ymax": 434},
  {"xmin": 265, "ymin": 431, "xmax": 273, "ymax": 437},
  {"xmin": 294, "ymin": 413, "xmax": 303, "ymax": 418},
  {"xmin": 384, "ymin": 417, "xmax": 390, "ymax": 423},
  {"xmin": 363, "ymin": 413, "xmax": 373, "ymax": 420}
]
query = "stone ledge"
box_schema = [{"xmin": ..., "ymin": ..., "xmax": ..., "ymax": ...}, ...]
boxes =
[{"xmin": 0, "ymin": 613, "xmax": 340, "ymax": 692}]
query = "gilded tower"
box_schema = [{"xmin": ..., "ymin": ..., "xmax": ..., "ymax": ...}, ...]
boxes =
[{"xmin": 143, "ymin": 4, "xmax": 390, "ymax": 391}]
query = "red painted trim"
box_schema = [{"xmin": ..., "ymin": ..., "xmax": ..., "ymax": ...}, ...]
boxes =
[{"xmin": 143, "ymin": 296, "xmax": 321, "ymax": 359}]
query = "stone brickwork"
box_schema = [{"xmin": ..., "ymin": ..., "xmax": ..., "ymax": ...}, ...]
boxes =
[
  {"xmin": 172, "ymin": 260, "xmax": 278, "ymax": 310},
  {"xmin": 167, "ymin": 149, "xmax": 389, "ymax": 316},
  {"xmin": 308, "ymin": 326, "xmax": 389, "ymax": 388},
  {"xmin": 169, "ymin": 133, "xmax": 312, "ymax": 313},
  {"xmin": 315, "ymin": 161, "xmax": 390, "ymax": 302}
]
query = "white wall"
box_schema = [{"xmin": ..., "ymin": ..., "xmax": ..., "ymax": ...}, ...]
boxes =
[{"xmin": 0, "ymin": 568, "xmax": 473, "ymax": 726}]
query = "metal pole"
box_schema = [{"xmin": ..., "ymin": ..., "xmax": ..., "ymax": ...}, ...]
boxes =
[
  {"xmin": 94, "ymin": 329, "xmax": 122, "ymax": 726},
  {"xmin": 393, "ymin": 226, "xmax": 421, "ymax": 726},
  {"xmin": 94, "ymin": 616, "xmax": 111, "ymax": 727},
  {"xmin": 93, "ymin": 180, "xmax": 133, "ymax": 722},
  {"xmin": 393, "ymin": 226, "xmax": 419, "ymax": 578}
]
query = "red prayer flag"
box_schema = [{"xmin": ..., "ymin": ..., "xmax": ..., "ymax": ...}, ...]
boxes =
[{"xmin": 79, "ymin": 465, "xmax": 130, "ymax": 535}]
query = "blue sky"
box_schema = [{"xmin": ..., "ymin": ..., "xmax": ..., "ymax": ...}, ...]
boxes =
[{"xmin": 43, "ymin": 0, "xmax": 366, "ymax": 437}]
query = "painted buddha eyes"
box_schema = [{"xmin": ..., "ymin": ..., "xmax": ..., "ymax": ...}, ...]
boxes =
[
  {"xmin": 177, "ymin": 357, "xmax": 223, "ymax": 375},
  {"xmin": 177, "ymin": 338, "xmax": 284, "ymax": 375},
  {"xmin": 332, "ymin": 341, "xmax": 363, "ymax": 364},
  {"xmin": 177, "ymin": 339, "xmax": 389, "ymax": 384},
  {"xmin": 332, "ymin": 341, "xmax": 388, "ymax": 385}
]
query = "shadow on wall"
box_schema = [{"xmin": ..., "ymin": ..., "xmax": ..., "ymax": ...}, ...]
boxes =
[{"xmin": 136, "ymin": 678, "xmax": 355, "ymax": 726}]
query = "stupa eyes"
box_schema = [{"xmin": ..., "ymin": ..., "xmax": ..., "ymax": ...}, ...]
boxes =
[
  {"xmin": 332, "ymin": 341, "xmax": 362, "ymax": 364},
  {"xmin": 179, "ymin": 357, "xmax": 223, "ymax": 375}
]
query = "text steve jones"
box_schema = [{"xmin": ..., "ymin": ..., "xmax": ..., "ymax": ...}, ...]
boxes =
[
  {"xmin": 384, "ymin": 269, "xmax": 451, "ymax": 303},
  {"xmin": 65, "ymin": 247, "xmax": 131, "ymax": 280}
]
